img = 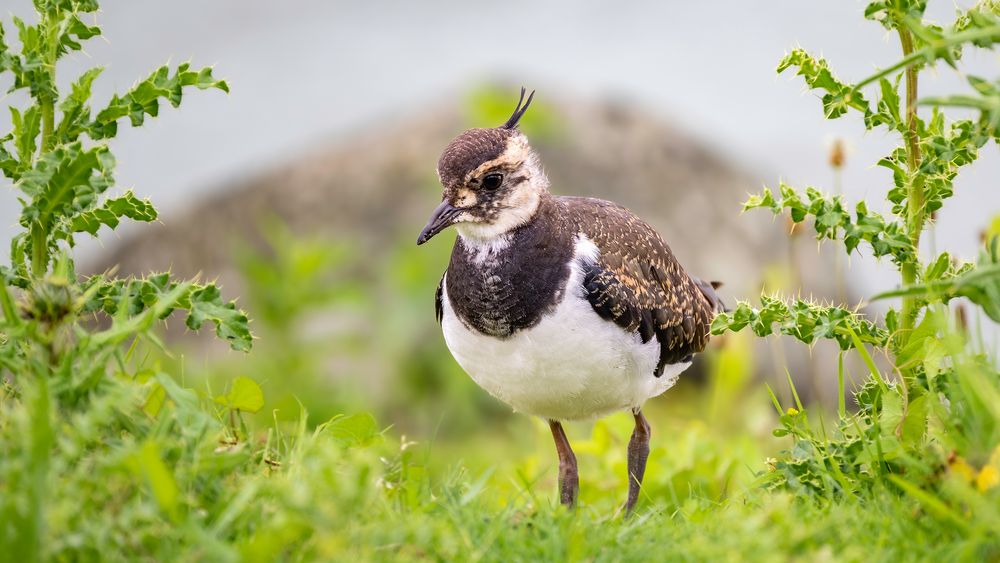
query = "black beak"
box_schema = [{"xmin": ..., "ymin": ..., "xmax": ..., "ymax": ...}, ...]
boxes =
[{"xmin": 417, "ymin": 200, "xmax": 461, "ymax": 245}]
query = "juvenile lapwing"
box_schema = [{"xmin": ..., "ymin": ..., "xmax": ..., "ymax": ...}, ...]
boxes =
[{"xmin": 417, "ymin": 89, "xmax": 724, "ymax": 513}]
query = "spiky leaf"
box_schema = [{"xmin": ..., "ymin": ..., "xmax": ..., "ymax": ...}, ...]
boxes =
[
  {"xmin": 69, "ymin": 190, "xmax": 157, "ymax": 237},
  {"xmin": 90, "ymin": 63, "xmax": 229, "ymax": 139}
]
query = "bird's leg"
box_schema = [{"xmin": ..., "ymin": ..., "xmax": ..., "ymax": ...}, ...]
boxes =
[
  {"xmin": 548, "ymin": 420, "xmax": 578, "ymax": 508},
  {"xmin": 624, "ymin": 408, "xmax": 651, "ymax": 515}
]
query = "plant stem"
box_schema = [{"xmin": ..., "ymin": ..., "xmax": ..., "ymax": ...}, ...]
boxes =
[
  {"xmin": 0, "ymin": 278, "xmax": 17, "ymax": 324},
  {"xmin": 897, "ymin": 27, "xmax": 925, "ymax": 349},
  {"xmin": 24, "ymin": 352, "xmax": 53, "ymax": 560},
  {"xmin": 854, "ymin": 23, "xmax": 1000, "ymax": 91},
  {"xmin": 31, "ymin": 12, "xmax": 60, "ymax": 277},
  {"xmin": 38, "ymin": 9, "xmax": 58, "ymax": 153},
  {"xmin": 30, "ymin": 224, "xmax": 48, "ymax": 278},
  {"xmin": 40, "ymin": 99, "xmax": 54, "ymax": 152}
]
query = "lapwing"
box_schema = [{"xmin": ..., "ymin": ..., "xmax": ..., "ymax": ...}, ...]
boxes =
[{"xmin": 417, "ymin": 89, "xmax": 724, "ymax": 513}]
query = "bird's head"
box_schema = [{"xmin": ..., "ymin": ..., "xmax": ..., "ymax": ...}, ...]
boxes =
[{"xmin": 417, "ymin": 88, "xmax": 548, "ymax": 245}]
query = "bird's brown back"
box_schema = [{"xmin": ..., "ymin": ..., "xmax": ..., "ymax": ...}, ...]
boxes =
[{"xmin": 557, "ymin": 196, "xmax": 721, "ymax": 375}]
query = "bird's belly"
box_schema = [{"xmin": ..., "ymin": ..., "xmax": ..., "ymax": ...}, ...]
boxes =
[{"xmin": 441, "ymin": 281, "xmax": 688, "ymax": 421}]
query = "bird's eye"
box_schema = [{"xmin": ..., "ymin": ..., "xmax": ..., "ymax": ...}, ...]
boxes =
[{"xmin": 481, "ymin": 173, "xmax": 503, "ymax": 190}]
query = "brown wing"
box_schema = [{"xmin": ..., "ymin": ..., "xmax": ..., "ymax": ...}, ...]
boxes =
[{"xmin": 561, "ymin": 197, "xmax": 722, "ymax": 377}]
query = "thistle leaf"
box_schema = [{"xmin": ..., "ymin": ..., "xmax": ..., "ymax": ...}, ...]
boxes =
[
  {"xmin": 711, "ymin": 297, "xmax": 889, "ymax": 350},
  {"xmin": 55, "ymin": 67, "xmax": 103, "ymax": 144},
  {"xmin": 9, "ymin": 106, "xmax": 41, "ymax": 172},
  {"xmin": 90, "ymin": 63, "xmax": 229, "ymax": 139},
  {"xmin": 743, "ymin": 183, "xmax": 914, "ymax": 266},
  {"xmin": 777, "ymin": 49, "xmax": 871, "ymax": 119},
  {"xmin": 69, "ymin": 190, "xmax": 157, "ymax": 237},
  {"xmin": 85, "ymin": 274, "xmax": 253, "ymax": 352},
  {"xmin": 18, "ymin": 143, "xmax": 115, "ymax": 232},
  {"xmin": 184, "ymin": 285, "xmax": 253, "ymax": 352},
  {"xmin": 57, "ymin": 14, "xmax": 101, "ymax": 55}
]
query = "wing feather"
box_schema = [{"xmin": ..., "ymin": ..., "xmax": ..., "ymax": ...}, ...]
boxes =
[
  {"xmin": 562, "ymin": 197, "xmax": 722, "ymax": 377},
  {"xmin": 434, "ymin": 274, "xmax": 445, "ymax": 324}
]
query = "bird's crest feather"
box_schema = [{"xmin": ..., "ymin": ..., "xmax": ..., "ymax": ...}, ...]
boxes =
[{"xmin": 501, "ymin": 87, "xmax": 535, "ymax": 130}]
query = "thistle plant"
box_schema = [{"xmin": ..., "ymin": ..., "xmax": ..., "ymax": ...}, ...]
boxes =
[
  {"xmin": 0, "ymin": 1, "xmax": 251, "ymax": 556},
  {"xmin": 0, "ymin": 1, "xmax": 250, "ymax": 347},
  {"xmin": 713, "ymin": 0, "xmax": 1000, "ymax": 506}
]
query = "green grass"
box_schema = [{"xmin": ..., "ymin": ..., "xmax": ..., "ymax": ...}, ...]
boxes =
[
  {"xmin": 5, "ymin": 381, "xmax": 991, "ymax": 563},
  {"xmin": 3, "ymin": 323, "xmax": 996, "ymax": 561}
]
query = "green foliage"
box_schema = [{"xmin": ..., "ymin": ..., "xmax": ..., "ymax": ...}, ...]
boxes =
[
  {"xmin": 860, "ymin": 1, "xmax": 1000, "ymax": 75},
  {"xmin": 3, "ymin": 316, "xmax": 994, "ymax": 560},
  {"xmin": 69, "ymin": 190, "xmax": 157, "ymax": 236},
  {"xmin": 88, "ymin": 63, "xmax": 228, "ymax": 140},
  {"xmin": 711, "ymin": 296, "xmax": 889, "ymax": 350},
  {"xmin": 777, "ymin": 50, "xmax": 870, "ymax": 119},
  {"xmin": 923, "ymin": 75, "xmax": 1000, "ymax": 143},
  {"xmin": 214, "ymin": 376, "xmax": 265, "ymax": 413},
  {"xmin": 731, "ymin": 0, "xmax": 1000, "ymax": 346},
  {"xmin": 233, "ymin": 222, "xmax": 362, "ymax": 331},
  {"xmin": 0, "ymin": 2, "xmax": 246, "ymax": 559},
  {"xmin": 0, "ymin": 0, "xmax": 246, "ymax": 342},
  {"xmin": 82, "ymin": 273, "xmax": 252, "ymax": 352},
  {"xmin": 743, "ymin": 182, "xmax": 914, "ymax": 265},
  {"xmin": 875, "ymin": 239, "xmax": 1000, "ymax": 322},
  {"xmin": 713, "ymin": 0, "xmax": 1000, "ymax": 539},
  {"xmin": 0, "ymin": 7, "xmax": 227, "ymax": 282},
  {"xmin": 193, "ymin": 225, "xmax": 374, "ymax": 424},
  {"xmin": 324, "ymin": 413, "xmax": 382, "ymax": 448}
]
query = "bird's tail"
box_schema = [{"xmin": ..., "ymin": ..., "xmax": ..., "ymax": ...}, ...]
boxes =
[{"xmin": 692, "ymin": 277, "xmax": 728, "ymax": 313}]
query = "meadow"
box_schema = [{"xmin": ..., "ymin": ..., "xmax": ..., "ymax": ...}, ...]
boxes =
[{"xmin": 1, "ymin": 1, "xmax": 1000, "ymax": 561}]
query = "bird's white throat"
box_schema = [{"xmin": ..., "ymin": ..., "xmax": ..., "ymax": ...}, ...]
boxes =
[{"xmin": 459, "ymin": 233, "xmax": 513, "ymax": 266}]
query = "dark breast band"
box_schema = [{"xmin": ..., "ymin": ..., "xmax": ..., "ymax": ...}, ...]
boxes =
[{"xmin": 444, "ymin": 198, "xmax": 575, "ymax": 338}]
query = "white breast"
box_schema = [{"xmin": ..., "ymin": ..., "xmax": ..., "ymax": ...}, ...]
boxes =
[{"xmin": 440, "ymin": 235, "xmax": 690, "ymax": 421}]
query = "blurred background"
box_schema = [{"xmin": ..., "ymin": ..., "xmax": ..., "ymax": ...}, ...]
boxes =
[{"xmin": 2, "ymin": 1, "xmax": 998, "ymax": 483}]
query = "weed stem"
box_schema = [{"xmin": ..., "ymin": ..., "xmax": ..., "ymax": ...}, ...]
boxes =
[{"xmin": 897, "ymin": 26, "xmax": 925, "ymax": 352}]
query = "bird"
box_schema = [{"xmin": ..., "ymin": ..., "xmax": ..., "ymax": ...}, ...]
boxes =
[{"xmin": 416, "ymin": 88, "xmax": 724, "ymax": 514}]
